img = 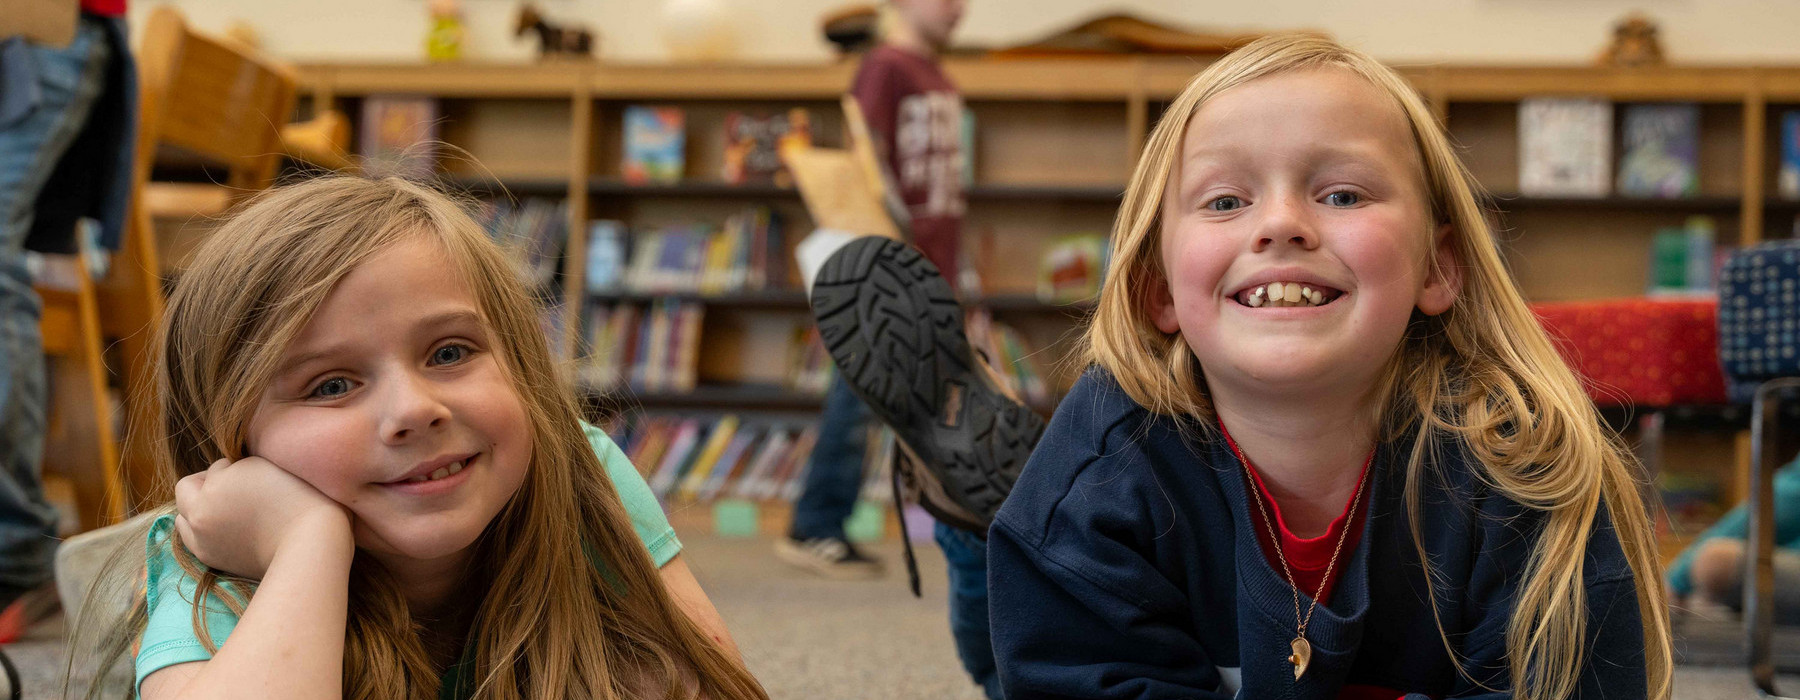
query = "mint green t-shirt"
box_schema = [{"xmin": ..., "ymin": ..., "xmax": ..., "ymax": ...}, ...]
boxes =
[{"xmin": 133, "ymin": 423, "xmax": 679, "ymax": 695}]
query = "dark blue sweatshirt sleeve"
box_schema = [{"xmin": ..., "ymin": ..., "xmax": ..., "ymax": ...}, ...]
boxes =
[
  {"xmin": 1417, "ymin": 575, "xmax": 1644, "ymax": 699},
  {"xmin": 989, "ymin": 516, "xmax": 1232, "ymax": 700},
  {"xmin": 1435, "ymin": 502, "xmax": 1650, "ymax": 699}
]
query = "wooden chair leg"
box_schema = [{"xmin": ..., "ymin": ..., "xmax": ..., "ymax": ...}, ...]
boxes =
[
  {"xmin": 37, "ymin": 262, "xmax": 124, "ymax": 532},
  {"xmin": 1747, "ymin": 379, "xmax": 1800, "ymax": 700}
]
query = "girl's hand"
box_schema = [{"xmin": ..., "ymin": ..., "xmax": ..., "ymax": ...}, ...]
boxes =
[{"xmin": 174, "ymin": 457, "xmax": 354, "ymax": 580}]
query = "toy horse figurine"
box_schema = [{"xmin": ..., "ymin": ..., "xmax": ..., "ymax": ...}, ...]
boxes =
[
  {"xmin": 515, "ymin": 4, "xmax": 594, "ymax": 59},
  {"xmin": 1597, "ymin": 13, "xmax": 1665, "ymax": 67}
]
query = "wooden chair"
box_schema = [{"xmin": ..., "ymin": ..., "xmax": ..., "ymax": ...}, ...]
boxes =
[
  {"xmin": 38, "ymin": 6, "xmax": 350, "ymax": 529},
  {"xmin": 37, "ymin": 254, "xmax": 122, "ymax": 533}
]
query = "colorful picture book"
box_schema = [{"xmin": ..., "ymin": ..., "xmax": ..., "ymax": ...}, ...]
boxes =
[
  {"xmin": 360, "ymin": 95, "xmax": 440, "ymax": 179},
  {"xmin": 1036, "ymin": 234, "xmax": 1107, "ymax": 303},
  {"xmin": 1617, "ymin": 103, "xmax": 1700, "ymax": 198},
  {"xmin": 623, "ymin": 106, "xmax": 686, "ymax": 185},
  {"xmin": 1519, "ymin": 97, "xmax": 1612, "ymax": 197},
  {"xmin": 1780, "ymin": 111, "xmax": 1800, "ymax": 200},
  {"xmin": 722, "ymin": 108, "xmax": 813, "ymax": 186}
]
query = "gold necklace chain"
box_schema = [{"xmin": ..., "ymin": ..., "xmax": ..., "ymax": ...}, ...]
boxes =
[{"xmin": 1226, "ymin": 434, "xmax": 1370, "ymax": 677}]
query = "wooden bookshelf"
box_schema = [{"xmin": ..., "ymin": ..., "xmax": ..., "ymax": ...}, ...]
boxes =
[
  {"xmin": 296, "ymin": 58, "xmax": 1800, "ymax": 543},
  {"xmin": 299, "ymin": 58, "xmax": 1800, "ymax": 304}
]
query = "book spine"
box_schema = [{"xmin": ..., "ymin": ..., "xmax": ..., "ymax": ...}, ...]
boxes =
[
  {"xmin": 678, "ymin": 415, "xmax": 739, "ymax": 501},
  {"xmin": 1782, "ymin": 112, "xmax": 1800, "ymax": 200},
  {"xmin": 649, "ymin": 419, "xmax": 702, "ymax": 497},
  {"xmin": 675, "ymin": 303, "xmax": 704, "ymax": 392}
]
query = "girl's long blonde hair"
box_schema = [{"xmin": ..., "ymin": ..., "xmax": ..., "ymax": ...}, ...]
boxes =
[
  {"xmin": 1086, "ymin": 35, "xmax": 1672, "ymax": 699},
  {"xmin": 71, "ymin": 176, "xmax": 766, "ymax": 700}
]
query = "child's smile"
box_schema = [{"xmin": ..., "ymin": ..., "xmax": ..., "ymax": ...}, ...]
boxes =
[
  {"xmin": 1229, "ymin": 271, "xmax": 1346, "ymax": 309},
  {"xmin": 379, "ymin": 450, "xmax": 480, "ymax": 493},
  {"xmin": 247, "ymin": 236, "xmax": 532, "ymax": 570},
  {"xmin": 1150, "ymin": 67, "xmax": 1457, "ymax": 400}
]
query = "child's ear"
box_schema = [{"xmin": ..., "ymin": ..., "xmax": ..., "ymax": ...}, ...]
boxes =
[
  {"xmin": 1146, "ymin": 275, "xmax": 1181, "ymax": 334},
  {"xmin": 1417, "ymin": 223, "xmax": 1461, "ymax": 316}
]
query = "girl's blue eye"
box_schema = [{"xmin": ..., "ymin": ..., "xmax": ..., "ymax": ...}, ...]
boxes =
[
  {"xmin": 1326, "ymin": 191, "xmax": 1360, "ymax": 207},
  {"xmin": 432, "ymin": 344, "xmax": 470, "ymax": 365},
  {"xmin": 1207, "ymin": 195, "xmax": 1243, "ymax": 212},
  {"xmin": 310, "ymin": 377, "xmax": 351, "ymax": 399}
]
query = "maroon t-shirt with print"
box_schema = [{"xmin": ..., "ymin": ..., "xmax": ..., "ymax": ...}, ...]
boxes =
[{"xmin": 850, "ymin": 44, "xmax": 965, "ymax": 282}]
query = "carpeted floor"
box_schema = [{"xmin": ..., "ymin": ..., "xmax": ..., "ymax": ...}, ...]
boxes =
[{"xmin": 5, "ymin": 529, "xmax": 1798, "ymax": 698}]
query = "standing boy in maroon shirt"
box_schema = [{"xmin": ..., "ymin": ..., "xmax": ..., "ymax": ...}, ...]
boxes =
[{"xmin": 849, "ymin": 0, "xmax": 967, "ymax": 283}]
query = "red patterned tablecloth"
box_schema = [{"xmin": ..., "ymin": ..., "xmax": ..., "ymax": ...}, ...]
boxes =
[{"xmin": 1531, "ymin": 297, "xmax": 1727, "ymax": 407}]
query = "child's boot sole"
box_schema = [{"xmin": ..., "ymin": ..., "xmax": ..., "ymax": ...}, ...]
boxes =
[{"xmin": 809, "ymin": 237, "xmax": 1044, "ymax": 530}]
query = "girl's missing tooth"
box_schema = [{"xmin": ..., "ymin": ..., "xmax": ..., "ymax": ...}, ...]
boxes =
[
  {"xmin": 988, "ymin": 35, "xmax": 1671, "ymax": 699},
  {"xmin": 67, "ymin": 177, "xmax": 767, "ymax": 699}
]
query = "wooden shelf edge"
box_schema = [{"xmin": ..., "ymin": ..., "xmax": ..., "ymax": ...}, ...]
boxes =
[
  {"xmin": 585, "ymin": 289, "xmax": 1094, "ymax": 314},
  {"xmin": 585, "ymin": 382, "xmax": 828, "ymax": 411},
  {"xmin": 585, "ymin": 179, "xmax": 1124, "ymax": 201},
  {"xmin": 1487, "ymin": 193, "xmax": 1746, "ymax": 209},
  {"xmin": 301, "ymin": 60, "xmax": 1800, "ymax": 104}
]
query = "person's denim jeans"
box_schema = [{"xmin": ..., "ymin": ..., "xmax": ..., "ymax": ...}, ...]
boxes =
[
  {"xmin": 0, "ymin": 20, "xmax": 112, "ymax": 604},
  {"xmin": 789, "ymin": 375, "xmax": 869, "ymax": 541},
  {"xmin": 936, "ymin": 522, "xmax": 1000, "ymax": 699}
]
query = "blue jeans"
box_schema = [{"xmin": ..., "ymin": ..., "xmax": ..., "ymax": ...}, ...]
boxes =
[
  {"xmin": 0, "ymin": 20, "xmax": 112, "ymax": 603},
  {"xmin": 789, "ymin": 375, "xmax": 868, "ymax": 541},
  {"xmin": 936, "ymin": 521, "xmax": 1000, "ymax": 699}
]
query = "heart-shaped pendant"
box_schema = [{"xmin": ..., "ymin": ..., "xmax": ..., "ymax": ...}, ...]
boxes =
[{"xmin": 1288, "ymin": 637, "xmax": 1312, "ymax": 680}]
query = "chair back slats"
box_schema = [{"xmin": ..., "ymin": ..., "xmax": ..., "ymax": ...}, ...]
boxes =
[{"xmin": 137, "ymin": 7, "xmax": 296, "ymax": 192}]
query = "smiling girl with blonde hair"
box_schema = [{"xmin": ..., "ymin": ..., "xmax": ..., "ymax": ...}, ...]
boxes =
[
  {"xmin": 988, "ymin": 35, "xmax": 1672, "ymax": 699},
  {"xmin": 68, "ymin": 176, "xmax": 767, "ymax": 700}
]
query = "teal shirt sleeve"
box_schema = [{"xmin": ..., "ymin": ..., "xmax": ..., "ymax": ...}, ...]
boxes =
[
  {"xmin": 582, "ymin": 421, "xmax": 682, "ymax": 567},
  {"xmin": 134, "ymin": 513, "xmax": 246, "ymax": 694},
  {"xmin": 1668, "ymin": 458, "xmax": 1800, "ymax": 596}
]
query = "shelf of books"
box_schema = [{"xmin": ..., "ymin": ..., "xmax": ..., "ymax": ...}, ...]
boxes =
[
  {"xmin": 301, "ymin": 59, "xmax": 1800, "ymax": 545},
  {"xmin": 611, "ymin": 416, "xmax": 908, "ymax": 543}
]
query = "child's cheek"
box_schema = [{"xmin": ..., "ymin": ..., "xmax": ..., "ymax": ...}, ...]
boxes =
[
  {"xmin": 249, "ymin": 408, "xmax": 371, "ymax": 504},
  {"xmin": 1165, "ymin": 232, "xmax": 1231, "ymax": 312}
]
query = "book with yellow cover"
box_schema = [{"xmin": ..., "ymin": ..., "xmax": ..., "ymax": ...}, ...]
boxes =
[{"xmin": 677, "ymin": 415, "xmax": 740, "ymax": 501}]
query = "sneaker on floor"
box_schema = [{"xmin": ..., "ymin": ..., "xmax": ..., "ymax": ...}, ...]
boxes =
[
  {"xmin": 774, "ymin": 536, "xmax": 885, "ymax": 580},
  {"xmin": 809, "ymin": 236, "xmax": 1046, "ymax": 533}
]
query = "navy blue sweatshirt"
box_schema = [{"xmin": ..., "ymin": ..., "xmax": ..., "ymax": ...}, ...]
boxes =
[{"xmin": 988, "ymin": 369, "xmax": 1648, "ymax": 699}]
